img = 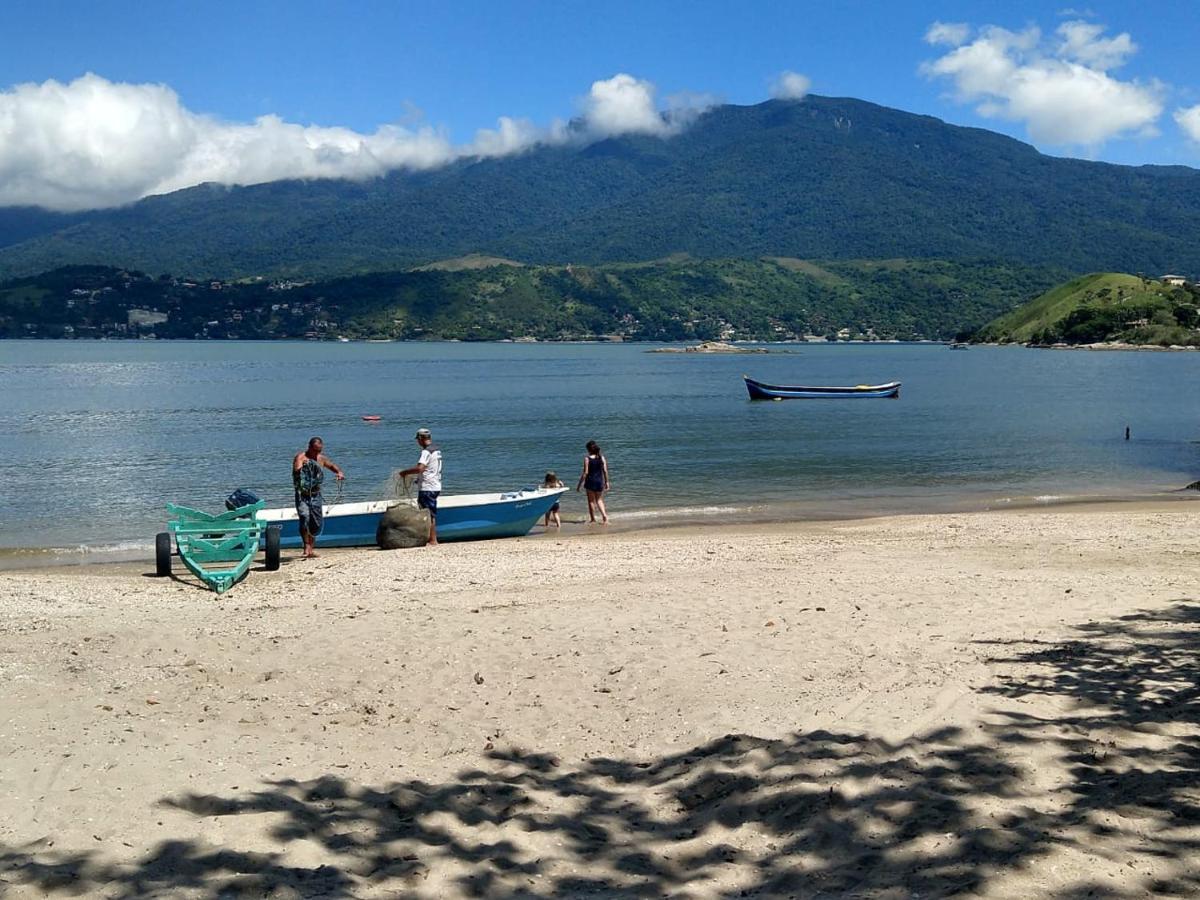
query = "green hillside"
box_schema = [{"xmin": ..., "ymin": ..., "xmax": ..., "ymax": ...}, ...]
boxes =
[
  {"xmin": 0, "ymin": 96, "xmax": 1198, "ymax": 280},
  {"xmin": 0, "ymin": 258, "xmax": 1061, "ymax": 342},
  {"xmin": 975, "ymin": 273, "xmax": 1200, "ymax": 346}
]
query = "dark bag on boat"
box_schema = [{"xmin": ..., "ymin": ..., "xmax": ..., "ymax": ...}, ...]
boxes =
[
  {"xmin": 376, "ymin": 503, "xmax": 430, "ymax": 550},
  {"xmin": 225, "ymin": 488, "xmax": 261, "ymax": 511}
]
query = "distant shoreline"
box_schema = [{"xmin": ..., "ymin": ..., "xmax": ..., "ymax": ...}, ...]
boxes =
[
  {"xmin": 0, "ymin": 336, "xmax": 952, "ymax": 345},
  {"xmin": 5, "ymin": 336, "xmax": 1198, "ymax": 350},
  {"xmin": 976, "ymin": 341, "xmax": 1200, "ymax": 352}
]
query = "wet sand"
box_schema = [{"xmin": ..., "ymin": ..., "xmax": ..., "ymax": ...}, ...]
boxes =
[{"xmin": 1, "ymin": 502, "xmax": 1199, "ymax": 897}]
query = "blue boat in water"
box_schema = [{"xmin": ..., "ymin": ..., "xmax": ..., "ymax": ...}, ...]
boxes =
[
  {"xmin": 744, "ymin": 375, "xmax": 901, "ymax": 400},
  {"xmin": 257, "ymin": 487, "xmax": 568, "ymax": 548}
]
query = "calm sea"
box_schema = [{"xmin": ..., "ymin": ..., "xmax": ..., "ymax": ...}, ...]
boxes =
[{"xmin": 1, "ymin": 340, "xmax": 1198, "ymax": 564}]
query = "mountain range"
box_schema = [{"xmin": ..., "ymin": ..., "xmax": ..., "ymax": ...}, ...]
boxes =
[{"xmin": 1, "ymin": 95, "xmax": 1199, "ymax": 280}]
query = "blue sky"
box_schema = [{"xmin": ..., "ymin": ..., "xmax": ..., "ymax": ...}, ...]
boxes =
[{"xmin": 2, "ymin": 1, "xmax": 1199, "ymax": 209}]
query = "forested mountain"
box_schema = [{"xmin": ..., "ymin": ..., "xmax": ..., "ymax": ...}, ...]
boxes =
[
  {"xmin": 0, "ymin": 207, "xmax": 84, "ymax": 250},
  {"xmin": 0, "ymin": 258, "xmax": 1062, "ymax": 342},
  {"xmin": 0, "ymin": 96, "xmax": 1198, "ymax": 280}
]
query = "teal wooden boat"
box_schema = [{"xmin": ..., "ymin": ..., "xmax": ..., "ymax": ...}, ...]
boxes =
[{"xmin": 157, "ymin": 501, "xmax": 280, "ymax": 594}]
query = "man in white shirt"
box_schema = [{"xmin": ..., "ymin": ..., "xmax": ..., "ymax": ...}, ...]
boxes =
[{"xmin": 399, "ymin": 427, "xmax": 442, "ymax": 545}]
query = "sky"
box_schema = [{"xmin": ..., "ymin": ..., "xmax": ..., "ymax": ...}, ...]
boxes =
[{"xmin": 2, "ymin": 0, "xmax": 1199, "ymax": 211}]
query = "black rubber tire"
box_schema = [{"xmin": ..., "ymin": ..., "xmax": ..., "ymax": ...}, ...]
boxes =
[
  {"xmin": 155, "ymin": 532, "xmax": 172, "ymax": 577},
  {"xmin": 264, "ymin": 526, "xmax": 281, "ymax": 571}
]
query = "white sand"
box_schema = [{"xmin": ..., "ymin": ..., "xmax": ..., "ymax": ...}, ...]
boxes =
[{"xmin": 1, "ymin": 503, "xmax": 1198, "ymax": 897}]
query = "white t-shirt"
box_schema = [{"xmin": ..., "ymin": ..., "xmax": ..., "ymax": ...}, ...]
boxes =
[{"xmin": 417, "ymin": 446, "xmax": 443, "ymax": 492}]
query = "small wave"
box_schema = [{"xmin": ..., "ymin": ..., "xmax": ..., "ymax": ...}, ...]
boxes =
[
  {"xmin": 991, "ymin": 494, "xmax": 1065, "ymax": 506},
  {"xmin": 0, "ymin": 539, "xmax": 153, "ymax": 569},
  {"xmin": 610, "ymin": 505, "xmax": 747, "ymax": 520}
]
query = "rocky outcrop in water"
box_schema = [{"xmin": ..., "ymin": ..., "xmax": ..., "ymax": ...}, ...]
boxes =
[{"xmin": 649, "ymin": 341, "xmax": 769, "ymax": 354}]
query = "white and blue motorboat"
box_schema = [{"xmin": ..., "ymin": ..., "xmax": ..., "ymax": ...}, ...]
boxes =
[{"xmin": 256, "ymin": 486, "xmax": 568, "ymax": 548}]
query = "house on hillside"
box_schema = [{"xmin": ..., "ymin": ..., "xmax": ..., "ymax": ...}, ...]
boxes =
[
  {"xmin": 1161, "ymin": 274, "xmax": 1188, "ymax": 286},
  {"xmin": 127, "ymin": 309, "xmax": 168, "ymax": 327}
]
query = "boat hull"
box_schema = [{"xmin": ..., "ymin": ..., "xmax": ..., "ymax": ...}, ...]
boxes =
[
  {"xmin": 256, "ymin": 488, "xmax": 568, "ymax": 549},
  {"xmin": 744, "ymin": 376, "xmax": 901, "ymax": 400}
]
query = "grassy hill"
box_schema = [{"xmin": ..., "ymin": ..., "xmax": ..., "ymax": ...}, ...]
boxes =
[
  {"xmin": 413, "ymin": 254, "xmax": 526, "ymax": 272},
  {"xmin": 0, "ymin": 95, "xmax": 1198, "ymax": 280},
  {"xmin": 975, "ymin": 273, "xmax": 1200, "ymax": 346},
  {"xmin": 0, "ymin": 258, "xmax": 1062, "ymax": 342}
]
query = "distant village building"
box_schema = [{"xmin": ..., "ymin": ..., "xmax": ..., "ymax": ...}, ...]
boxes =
[
  {"xmin": 127, "ymin": 308, "xmax": 169, "ymax": 327},
  {"xmin": 1161, "ymin": 274, "xmax": 1188, "ymax": 286}
]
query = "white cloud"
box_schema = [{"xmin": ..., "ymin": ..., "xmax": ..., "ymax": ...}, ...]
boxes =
[
  {"xmin": 922, "ymin": 21, "xmax": 1163, "ymax": 149},
  {"xmin": 1056, "ymin": 20, "xmax": 1135, "ymax": 70},
  {"xmin": 1175, "ymin": 105, "xmax": 1200, "ymax": 143},
  {"xmin": 578, "ymin": 73, "xmax": 672, "ymax": 138},
  {"xmin": 664, "ymin": 89, "xmax": 723, "ymax": 127},
  {"xmin": 468, "ymin": 116, "xmax": 546, "ymax": 158},
  {"xmin": 0, "ymin": 71, "xmax": 716, "ymax": 211},
  {"xmin": 925, "ymin": 22, "xmax": 971, "ymax": 48},
  {"xmin": 769, "ymin": 71, "xmax": 811, "ymax": 101}
]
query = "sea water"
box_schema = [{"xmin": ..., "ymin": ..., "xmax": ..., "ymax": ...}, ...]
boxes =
[{"xmin": 1, "ymin": 340, "xmax": 1197, "ymax": 562}]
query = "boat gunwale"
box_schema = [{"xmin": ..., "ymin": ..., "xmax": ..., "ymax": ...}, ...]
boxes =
[
  {"xmin": 743, "ymin": 375, "xmax": 901, "ymax": 393},
  {"xmin": 255, "ymin": 487, "xmax": 569, "ymax": 522}
]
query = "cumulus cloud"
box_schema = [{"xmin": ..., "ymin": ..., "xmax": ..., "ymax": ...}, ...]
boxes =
[
  {"xmin": 1056, "ymin": 20, "xmax": 1135, "ymax": 69},
  {"xmin": 769, "ymin": 71, "xmax": 811, "ymax": 101},
  {"xmin": 0, "ymin": 71, "xmax": 717, "ymax": 211},
  {"xmin": 468, "ymin": 116, "xmax": 547, "ymax": 158},
  {"xmin": 925, "ymin": 22, "xmax": 971, "ymax": 47},
  {"xmin": 1176, "ymin": 105, "xmax": 1200, "ymax": 143},
  {"xmin": 578, "ymin": 73, "xmax": 674, "ymax": 138},
  {"xmin": 922, "ymin": 20, "xmax": 1162, "ymax": 149}
]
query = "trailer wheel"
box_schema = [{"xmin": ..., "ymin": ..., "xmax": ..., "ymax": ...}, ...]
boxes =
[
  {"xmin": 155, "ymin": 532, "xmax": 172, "ymax": 576},
  {"xmin": 264, "ymin": 526, "xmax": 281, "ymax": 571}
]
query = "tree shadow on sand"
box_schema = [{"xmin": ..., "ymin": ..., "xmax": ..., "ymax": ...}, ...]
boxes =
[
  {"xmin": 2, "ymin": 600, "xmax": 1199, "ymax": 898},
  {"xmin": 0, "ymin": 727, "xmax": 1039, "ymax": 898},
  {"xmin": 979, "ymin": 599, "xmax": 1200, "ymax": 898}
]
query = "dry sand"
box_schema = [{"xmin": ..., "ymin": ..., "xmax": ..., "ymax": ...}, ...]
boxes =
[{"xmin": 1, "ymin": 503, "xmax": 1198, "ymax": 898}]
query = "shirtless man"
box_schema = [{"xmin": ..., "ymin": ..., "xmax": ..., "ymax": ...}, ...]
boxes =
[{"xmin": 292, "ymin": 437, "xmax": 345, "ymax": 558}]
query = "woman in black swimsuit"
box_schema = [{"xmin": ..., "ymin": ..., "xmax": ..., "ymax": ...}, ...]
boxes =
[{"xmin": 576, "ymin": 440, "xmax": 610, "ymax": 524}]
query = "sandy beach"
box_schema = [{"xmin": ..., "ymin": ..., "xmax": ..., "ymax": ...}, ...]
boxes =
[{"xmin": 1, "ymin": 502, "xmax": 1198, "ymax": 897}]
